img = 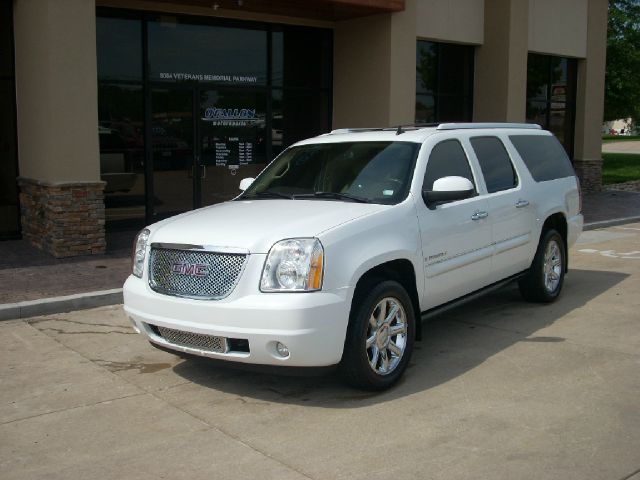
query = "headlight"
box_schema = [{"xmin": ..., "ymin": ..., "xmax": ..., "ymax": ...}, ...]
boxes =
[
  {"xmin": 261, "ymin": 238, "xmax": 324, "ymax": 292},
  {"xmin": 132, "ymin": 228, "xmax": 150, "ymax": 278}
]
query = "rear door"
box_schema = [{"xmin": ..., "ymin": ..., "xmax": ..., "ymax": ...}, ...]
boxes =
[
  {"xmin": 417, "ymin": 139, "xmax": 493, "ymax": 309},
  {"xmin": 468, "ymin": 135, "xmax": 535, "ymax": 280}
]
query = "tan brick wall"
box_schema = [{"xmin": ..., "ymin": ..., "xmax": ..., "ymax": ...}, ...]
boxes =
[{"xmin": 18, "ymin": 178, "xmax": 106, "ymax": 258}]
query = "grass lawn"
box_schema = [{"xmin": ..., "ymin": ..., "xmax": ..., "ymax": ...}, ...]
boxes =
[
  {"xmin": 602, "ymin": 152, "xmax": 640, "ymax": 184},
  {"xmin": 602, "ymin": 135, "xmax": 640, "ymax": 143}
]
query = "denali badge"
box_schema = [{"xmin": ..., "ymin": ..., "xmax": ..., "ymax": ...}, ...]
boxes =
[{"xmin": 170, "ymin": 263, "xmax": 209, "ymax": 277}]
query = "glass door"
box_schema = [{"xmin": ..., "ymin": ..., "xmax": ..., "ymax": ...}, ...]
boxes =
[
  {"xmin": 197, "ymin": 88, "xmax": 268, "ymax": 207},
  {"xmin": 150, "ymin": 88, "xmax": 196, "ymax": 219}
]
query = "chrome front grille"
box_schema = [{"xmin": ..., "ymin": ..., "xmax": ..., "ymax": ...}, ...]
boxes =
[
  {"xmin": 155, "ymin": 325, "xmax": 227, "ymax": 353},
  {"xmin": 148, "ymin": 246, "xmax": 246, "ymax": 300}
]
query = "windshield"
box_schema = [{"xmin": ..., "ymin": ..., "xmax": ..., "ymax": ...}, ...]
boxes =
[{"xmin": 240, "ymin": 141, "xmax": 420, "ymax": 204}]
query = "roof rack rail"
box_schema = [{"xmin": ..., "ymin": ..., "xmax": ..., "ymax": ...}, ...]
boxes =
[
  {"xmin": 436, "ymin": 122, "xmax": 541, "ymax": 130},
  {"xmin": 329, "ymin": 123, "xmax": 439, "ymax": 135},
  {"xmin": 330, "ymin": 127, "xmax": 396, "ymax": 134}
]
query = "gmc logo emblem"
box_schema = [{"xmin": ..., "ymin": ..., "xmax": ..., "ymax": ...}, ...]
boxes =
[{"xmin": 170, "ymin": 263, "xmax": 209, "ymax": 277}]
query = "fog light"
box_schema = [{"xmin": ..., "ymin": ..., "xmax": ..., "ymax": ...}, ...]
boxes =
[{"xmin": 276, "ymin": 342, "xmax": 290, "ymax": 358}]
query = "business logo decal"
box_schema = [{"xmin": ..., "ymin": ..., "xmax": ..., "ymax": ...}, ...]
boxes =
[{"xmin": 202, "ymin": 108, "xmax": 259, "ymax": 126}]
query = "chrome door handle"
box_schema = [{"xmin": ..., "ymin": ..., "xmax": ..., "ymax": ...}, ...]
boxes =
[
  {"xmin": 201, "ymin": 165, "xmax": 206, "ymax": 179},
  {"xmin": 471, "ymin": 211, "xmax": 489, "ymax": 221},
  {"xmin": 515, "ymin": 199, "xmax": 529, "ymax": 208}
]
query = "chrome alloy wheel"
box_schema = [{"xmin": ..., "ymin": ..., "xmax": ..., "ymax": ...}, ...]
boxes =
[
  {"xmin": 543, "ymin": 240, "xmax": 562, "ymax": 293},
  {"xmin": 365, "ymin": 297, "xmax": 408, "ymax": 375}
]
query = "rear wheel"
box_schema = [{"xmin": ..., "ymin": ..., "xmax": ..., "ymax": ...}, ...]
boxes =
[
  {"xmin": 341, "ymin": 280, "xmax": 415, "ymax": 390},
  {"xmin": 519, "ymin": 229, "xmax": 566, "ymax": 303}
]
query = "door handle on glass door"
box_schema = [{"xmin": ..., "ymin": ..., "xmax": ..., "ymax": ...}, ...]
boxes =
[
  {"xmin": 471, "ymin": 211, "xmax": 489, "ymax": 221},
  {"xmin": 515, "ymin": 199, "xmax": 529, "ymax": 208},
  {"xmin": 201, "ymin": 165, "xmax": 206, "ymax": 179}
]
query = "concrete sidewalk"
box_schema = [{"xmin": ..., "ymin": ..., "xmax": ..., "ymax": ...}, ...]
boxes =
[{"xmin": 1, "ymin": 189, "xmax": 639, "ymax": 320}]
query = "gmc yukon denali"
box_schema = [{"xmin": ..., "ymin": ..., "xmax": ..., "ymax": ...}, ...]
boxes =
[{"xmin": 123, "ymin": 123, "xmax": 583, "ymax": 389}]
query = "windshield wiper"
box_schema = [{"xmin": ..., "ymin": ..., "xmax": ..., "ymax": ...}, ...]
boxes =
[
  {"xmin": 293, "ymin": 192, "xmax": 372, "ymax": 203},
  {"xmin": 241, "ymin": 190, "xmax": 294, "ymax": 200}
]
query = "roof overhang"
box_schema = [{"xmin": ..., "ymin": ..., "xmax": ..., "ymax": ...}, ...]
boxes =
[{"xmin": 151, "ymin": 0, "xmax": 405, "ymax": 21}]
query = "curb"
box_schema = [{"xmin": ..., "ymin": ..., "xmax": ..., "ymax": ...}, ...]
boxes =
[
  {"xmin": 0, "ymin": 289, "xmax": 123, "ymax": 322},
  {"xmin": 583, "ymin": 216, "xmax": 640, "ymax": 231}
]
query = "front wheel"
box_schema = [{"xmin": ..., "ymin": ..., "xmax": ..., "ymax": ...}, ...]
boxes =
[
  {"xmin": 519, "ymin": 229, "xmax": 566, "ymax": 303},
  {"xmin": 341, "ymin": 280, "xmax": 415, "ymax": 390}
]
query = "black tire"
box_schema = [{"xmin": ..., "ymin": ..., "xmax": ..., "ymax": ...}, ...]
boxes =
[
  {"xmin": 519, "ymin": 229, "xmax": 566, "ymax": 303},
  {"xmin": 341, "ymin": 280, "xmax": 415, "ymax": 390}
]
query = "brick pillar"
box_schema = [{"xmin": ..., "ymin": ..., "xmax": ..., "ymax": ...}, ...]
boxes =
[{"xmin": 18, "ymin": 178, "xmax": 106, "ymax": 258}]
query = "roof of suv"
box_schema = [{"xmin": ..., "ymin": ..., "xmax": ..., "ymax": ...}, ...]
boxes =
[{"xmin": 296, "ymin": 123, "xmax": 544, "ymax": 145}]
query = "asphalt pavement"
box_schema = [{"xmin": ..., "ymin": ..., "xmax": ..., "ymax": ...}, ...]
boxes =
[{"xmin": 1, "ymin": 222, "xmax": 639, "ymax": 479}]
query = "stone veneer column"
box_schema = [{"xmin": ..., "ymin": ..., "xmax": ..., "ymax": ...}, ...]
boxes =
[
  {"xmin": 573, "ymin": 0, "xmax": 608, "ymax": 193},
  {"xmin": 18, "ymin": 179, "xmax": 106, "ymax": 257},
  {"xmin": 13, "ymin": 0, "xmax": 104, "ymax": 256}
]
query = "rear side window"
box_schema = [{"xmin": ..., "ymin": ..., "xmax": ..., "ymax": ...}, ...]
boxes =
[
  {"xmin": 423, "ymin": 139, "xmax": 475, "ymax": 191},
  {"xmin": 509, "ymin": 135, "xmax": 575, "ymax": 182},
  {"xmin": 470, "ymin": 136, "xmax": 518, "ymax": 193}
]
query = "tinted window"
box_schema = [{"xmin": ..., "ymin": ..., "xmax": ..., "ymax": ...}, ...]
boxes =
[
  {"xmin": 423, "ymin": 140, "xmax": 475, "ymax": 191},
  {"xmin": 471, "ymin": 137, "xmax": 517, "ymax": 193},
  {"xmin": 272, "ymin": 27, "xmax": 332, "ymax": 89},
  {"xmin": 148, "ymin": 21, "xmax": 267, "ymax": 84},
  {"xmin": 509, "ymin": 135, "xmax": 575, "ymax": 182},
  {"xmin": 526, "ymin": 53, "xmax": 577, "ymax": 154},
  {"xmin": 416, "ymin": 41, "xmax": 474, "ymax": 123},
  {"xmin": 96, "ymin": 17, "xmax": 143, "ymax": 82}
]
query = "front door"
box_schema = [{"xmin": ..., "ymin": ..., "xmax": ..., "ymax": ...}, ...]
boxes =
[
  {"xmin": 149, "ymin": 87, "xmax": 268, "ymax": 220},
  {"xmin": 417, "ymin": 138, "xmax": 493, "ymax": 309},
  {"xmin": 198, "ymin": 88, "xmax": 268, "ymax": 207},
  {"xmin": 150, "ymin": 87, "xmax": 196, "ymax": 219}
]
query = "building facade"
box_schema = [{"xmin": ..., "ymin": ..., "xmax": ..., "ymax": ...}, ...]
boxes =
[{"xmin": 1, "ymin": 0, "xmax": 608, "ymax": 256}]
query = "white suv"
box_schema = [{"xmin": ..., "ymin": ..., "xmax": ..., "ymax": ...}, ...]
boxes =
[{"xmin": 123, "ymin": 123, "xmax": 583, "ymax": 389}]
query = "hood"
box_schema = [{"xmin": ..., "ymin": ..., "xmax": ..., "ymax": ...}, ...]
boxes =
[{"xmin": 149, "ymin": 199, "xmax": 388, "ymax": 253}]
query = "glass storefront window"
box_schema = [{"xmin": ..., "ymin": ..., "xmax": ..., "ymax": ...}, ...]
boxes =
[
  {"xmin": 526, "ymin": 53, "xmax": 577, "ymax": 155},
  {"xmin": 272, "ymin": 27, "xmax": 332, "ymax": 89},
  {"xmin": 0, "ymin": 0, "xmax": 19, "ymax": 239},
  {"xmin": 272, "ymin": 89, "xmax": 331, "ymax": 157},
  {"xmin": 415, "ymin": 40, "xmax": 474, "ymax": 123},
  {"xmin": 98, "ymin": 84, "xmax": 145, "ymax": 227},
  {"xmin": 96, "ymin": 17, "xmax": 143, "ymax": 82},
  {"xmin": 148, "ymin": 20, "xmax": 267, "ymax": 85},
  {"xmin": 97, "ymin": 10, "xmax": 332, "ymax": 225}
]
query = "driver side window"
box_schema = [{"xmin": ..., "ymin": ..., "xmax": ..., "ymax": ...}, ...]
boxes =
[{"xmin": 423, "ymin": 140, "xmax": 475, "ymax": 191}]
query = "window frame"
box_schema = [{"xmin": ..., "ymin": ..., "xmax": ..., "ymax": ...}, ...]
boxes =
[{"xmin": 422, "ymin": 138, "xmax": 478, "ymax": 195}]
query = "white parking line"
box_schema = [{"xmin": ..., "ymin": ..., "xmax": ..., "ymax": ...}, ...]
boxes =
[{"xmin": 578, "ymin": 248, "xmax": 640, "ymax": 259}]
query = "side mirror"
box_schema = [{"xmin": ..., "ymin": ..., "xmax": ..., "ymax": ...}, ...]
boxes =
[
  {"xmin": 238, "ymin": 177, "xmax": 255, "ymax": 191},
  {"xmin": 422, "ymin": 176, "xmax": 475, "ymax": 209}
]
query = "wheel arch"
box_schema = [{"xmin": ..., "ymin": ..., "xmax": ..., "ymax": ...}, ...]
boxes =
[
  {"xmin": 540, "ymin": 212, "xmax": 568, "ymax": 272},
  {"xmin": 350, "ymin": 259, "xmax": 423, "ymax": 341}
]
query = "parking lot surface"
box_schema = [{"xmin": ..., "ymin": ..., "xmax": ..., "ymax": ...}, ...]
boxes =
[{"xmin": 1, "ymin": 223, "xmax": 639, "ymax": 480}]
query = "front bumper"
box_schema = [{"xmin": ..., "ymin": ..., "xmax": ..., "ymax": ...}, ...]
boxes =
[{"xmin": 123, "ymin": 274, "xmax": 351, "ymax": 367}]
